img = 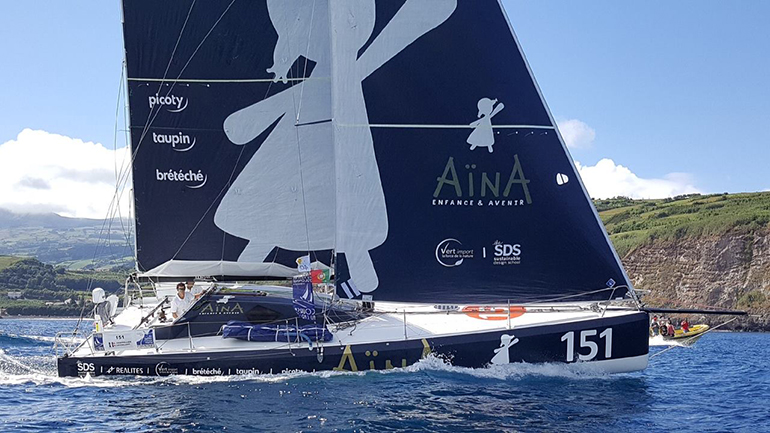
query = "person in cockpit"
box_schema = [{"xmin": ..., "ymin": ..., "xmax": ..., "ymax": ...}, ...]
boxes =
[{"xmin": 170, "ymin": 282, "xmax": 194, "ymax": 320}]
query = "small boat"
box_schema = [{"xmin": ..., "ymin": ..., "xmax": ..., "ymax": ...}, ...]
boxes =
[
  {"xmin": 649, "ymin": 323, "xmax": 710, "ymax": 346},
  {"xmin": 665, "ymin": 324, "xmax": 710, "ymax": 344}
]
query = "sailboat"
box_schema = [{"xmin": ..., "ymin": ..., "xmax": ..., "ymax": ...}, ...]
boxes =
[{"xmin": 56, "ymin": 0, "xmax": 651, "ymax": 378}]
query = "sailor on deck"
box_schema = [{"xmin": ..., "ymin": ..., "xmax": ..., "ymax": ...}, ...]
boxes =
[
  {"xmin": 186, "ymin": 278, "xmax": 203, "ymax": 300},
  {"xmin": 170, "ymin": 282, "xmax": 194, "ymax": 319}
]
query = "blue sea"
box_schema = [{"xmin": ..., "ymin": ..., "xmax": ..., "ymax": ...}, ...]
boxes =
[{"xmin": 0, "ymin": 319, "xmax": 768, "ymax": 432}]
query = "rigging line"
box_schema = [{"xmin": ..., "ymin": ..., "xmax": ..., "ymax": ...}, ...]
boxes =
[
  {"xmin": 169, "ymin": 174, "xmax": 233, "ymax": 261},
  {"xmin": 120, "ymin": 63, "xmax": 136, "ymax": 258},
  {"xmin": 297, "ymin": 0, "xmax": 318, "ymax": 261},
  {"xmin": 171, "ymin": 0, "xmax": 237, "ymax": 88},
  {"xmin": 295, "ymin": 0, "xmax": 317, "ymax": 124},
  {"xmin": 128, "ymin": 0, "xmax": 236, "ymax": 200},
  {"xmin": 115, "ymin": 1, "xmax": 237, "ymax": 268},
  {"xmin": 112, "ymin": 66, "xmax": 123, "ymax": 214},
  {"xmin": 291, "ymin": 78, "xmax": 315, "ymax": 260},
  {"xmin": 112, "ymin": 64, "xmax": 132, "ymax": 247},
  {"xmin": 135, "ymin": 0, "xmax": 197, "ymax": 159},
  {"xmin": 128, "ymin": 77, "xmax": 322, "ymax": 83},
  {"xmin": 247, "ymin": 79, "xmax": 277, "ymax": 283},
  {"xmin": 132, "ymin": 0, "xmax": 234, "ymax": 189},
  {"xmin": 257, "ymin": 7, "xmax": 283, "ymax": 271},
  {"xmin": 218, "ymin": 144, "xmax": 249, "ymax": 263},
  {"xmin": 158, "ymin": 0, "xmax": 197, "ymax": 90},
  {"xmin": 216, "ymin": 0, "xmax": 285, "ymax": 269},
  {"xmin": 84, "ymin": 65, "xmax": 134, "ymax": 294},
  {"xmin": 512, "ymin": 286, "xmax": 624, "ymax": 305}
]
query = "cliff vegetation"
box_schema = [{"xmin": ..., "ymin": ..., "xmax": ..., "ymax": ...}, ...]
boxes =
[{"xmin": 596, "ymin": 192, "xmax": 770, "ymax": 330}]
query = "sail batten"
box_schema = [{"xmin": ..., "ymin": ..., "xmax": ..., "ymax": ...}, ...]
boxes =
[
  {"xmin": 338, "ymin": 124, "xmax": 555, "ymax": 129},
  {"xmin": 127, "ymin": 77, "xmax": 326, "ymax": 83}
]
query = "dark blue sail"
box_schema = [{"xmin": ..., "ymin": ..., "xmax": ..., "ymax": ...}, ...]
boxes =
[
  {"xmin": 331, "ymin": 0, "xmax": 631, "ymax": 303},
  {"xmin": 121, "ymin": 0, "xmax": 631, "ymax": 303},
  {"xmin": 122, "ymin": 0, "xmax": 336, "ymax": 277}
]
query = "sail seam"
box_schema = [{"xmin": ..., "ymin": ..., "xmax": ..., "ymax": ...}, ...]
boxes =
[
  {"xmin": 127, "ymin": 77, "xmax": 327, "ymax": 83},
  {"xmin": 338, "ymin": 123, "xmax": 555, "ymax": 129}
]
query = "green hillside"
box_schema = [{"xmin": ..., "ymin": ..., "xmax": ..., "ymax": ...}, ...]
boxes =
[
  {"xmin": 0, "ymin": 257, "xmax": 126, "ymax": 317},
  {"xmin": 595, "ymin": 192, "xmax": 770, "ymax": 257},
  {"xmin": 0, "ymin": 255, "xmax": 23, "ymax": 270},
  {"xmin": 0, "ymin": 209, "xmax": 134, "ymax": 270}
]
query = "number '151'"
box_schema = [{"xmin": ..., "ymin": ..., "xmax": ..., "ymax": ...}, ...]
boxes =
[{"xmin": 560, "ymin": 328, "xmax": 612, "ymax": 362}]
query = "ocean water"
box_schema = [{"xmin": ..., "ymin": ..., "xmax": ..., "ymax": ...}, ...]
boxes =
[{"xmin": 0, "ymin": 319, "xmax": 768, "ymax": 433}]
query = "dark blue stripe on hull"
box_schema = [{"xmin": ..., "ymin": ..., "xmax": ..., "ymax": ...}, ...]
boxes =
[{"xmin": 58, "ymin": 312, "xmax": 648, "ymax": 377}]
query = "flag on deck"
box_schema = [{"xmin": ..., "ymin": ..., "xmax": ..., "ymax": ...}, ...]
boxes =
[
  {"xmin": 296, "ymin": 255, "xmax": 311, "ymax": 273},
  {"xmin": 292, "ymin": 274, "xmax": 315, "ymax": 321},
  {"xmin": 311, "ymin": 269, "xmax": 331, "ymax": 284}
]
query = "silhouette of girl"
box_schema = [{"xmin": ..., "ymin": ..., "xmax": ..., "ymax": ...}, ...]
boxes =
[
  {"xmin": 467, "ymin": 97, "xmax": 504, "ymax": 153},
  {"xmin": 216, "ymin": 0, "xmax": 457, "ymax": 294},
  {"xmin": 490, "ymin": 334, "xmax": 519, "ymax": 365}
]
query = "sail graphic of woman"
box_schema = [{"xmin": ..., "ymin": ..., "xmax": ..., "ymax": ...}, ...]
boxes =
[
  {"xmin": 216, "ymin": 0, "xmax": 457, "ymax": 294},
  {"xmin": 467, "ymin": 98, "xmax": 504, "ymax": 153}
]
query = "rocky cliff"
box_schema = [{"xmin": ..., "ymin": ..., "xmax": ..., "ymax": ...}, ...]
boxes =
[
  {"xmin": 621, "ymin": 229, "xmax": 770, "ymax": 331},
  {"xmin": 596, "ymin": 193, "xmax": 770, "ymax": 331}
]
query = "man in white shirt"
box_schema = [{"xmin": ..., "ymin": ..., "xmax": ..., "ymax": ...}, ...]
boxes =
[
  {"xmin": 186, "ymin": 278, "xmax": 203, "ymax": 300},
  {"xmin": 170, "ymin": 282, "xmax": 194, "ymax": 319}
]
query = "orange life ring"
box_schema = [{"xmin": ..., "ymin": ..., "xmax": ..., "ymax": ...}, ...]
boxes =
[{"xmin": 461, "ymin": 306, "xmax": 526, "ymax": 320}]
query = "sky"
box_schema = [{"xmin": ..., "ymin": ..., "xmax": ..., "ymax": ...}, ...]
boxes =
[{"xmin": 0, "ymin": 0, "xmax": 768, "ymax": 218}]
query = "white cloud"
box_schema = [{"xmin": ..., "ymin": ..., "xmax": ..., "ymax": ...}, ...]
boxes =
[
  {"xmin": 0, "ymin": 129, "xmax": 702, "ymax": 219},
  {"xmin": 557, "ymin": 118, "xmax": 596, "ymax": 149},
  {"xmin": 0, "ymin": 129, "xmax": 131, "ymax": 219},
  {"xmin": 575, "ymin": 158, "xmax": 700, "ymax": 199}
]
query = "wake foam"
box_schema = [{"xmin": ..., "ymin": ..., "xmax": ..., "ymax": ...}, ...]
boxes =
[
  {"xmin": 0, "ymin": 331, "xmax": 59, "ymax": 347},
  {"xmin": 0, "ymin": 352, "xmax": 618, "ymax": 389},
  {"xmin": 392, "ymin": 355, "xmax": 615, "ymax": 380},
  {"xmin": 649, "ymin": 335, "xmax": 691, "ymax": 347}
]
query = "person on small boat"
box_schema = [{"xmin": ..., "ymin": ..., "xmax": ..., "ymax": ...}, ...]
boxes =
[
  {"xmin": 650, "ymin": 316, "xmax": 660, "ymax": 336},
  {"xmin": 666, "ymin": 322, "xmax": 676, "ymax": 337},
  {"xmin": 170, "ymin": 283, "xmax": 194, "ymax": 320},
  {"xmin": 681, "ymin": 318, "xmax": 690, "ymax": 333}
]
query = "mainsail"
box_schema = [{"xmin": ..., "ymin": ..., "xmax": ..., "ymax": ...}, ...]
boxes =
[
  {"xmin": 122, "ymin": 0, "xmax": 632, "ymax": 303},
  {"xmin": 123, "ymin": 0, "xmax": 336, "ymax": 278}
]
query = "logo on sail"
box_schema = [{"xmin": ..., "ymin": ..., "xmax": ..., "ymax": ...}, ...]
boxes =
[
  {"xmin": 467, "ymin": 98, "xmax": 504, "ymax": 153},
  {"xmin": 432, "ymin": 155, "xmax": 532, "ymax": 206},
  {"xmin": 152, "ymin": 131, "xmax": 196, "ymax": 152},
  {"xmin": 148, "ymin": 94, "xmax": 188, "ymax": 112},
  {"xmin": 155, "ymin": 169, "xmax": 207, "ymax": 189},
  {"xmin": 435, "ymin": 238, "xmax": 474, "ymax": 267},
  {"xmin": 492, "ymin": 240, "xmax": 521, "ymax": 265}
]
